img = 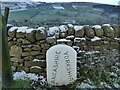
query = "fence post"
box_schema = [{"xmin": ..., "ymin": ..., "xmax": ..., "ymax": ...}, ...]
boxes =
[{"xmin": 2, "ymin": 7, "xmax": 13, "ymax": 88}]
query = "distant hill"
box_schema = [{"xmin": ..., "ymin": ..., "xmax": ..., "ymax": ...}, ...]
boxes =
[{"xmin": 2, "ymin": 2, "xmax": 119, "ymax": 27}]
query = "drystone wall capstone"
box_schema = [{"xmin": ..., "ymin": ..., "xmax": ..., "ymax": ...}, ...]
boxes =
[{"xmin": 7, "ymin": 24, "xmax": 120, "ymax": 77}]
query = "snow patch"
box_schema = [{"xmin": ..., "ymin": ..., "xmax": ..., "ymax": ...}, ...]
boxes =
[
  {"xmin": 30, "ymin": 66, "xmax": 41, "ymax": 69},
  {"xmin": 37, "ymin": 27, "xmax": 46, "ymax": 34},
  {"xmin": 102, "ymin": 24, "xmax": 111, "ymax": 27},
  {"xmin": 33, "ymin": 59, "xmax": 44, "ymax": 62},
  {"xmin": 110, "ymin": 27, "xmax": 114, "ymax": 30},
  {"xmin": 13, "ymin": 70, "xmax": 42, "ymax": 81},
  {"xmin": 86, "ymin": 51, "xmax": 100, "ymax": 55},
  {"xmin": 59, "ymin": 25, "xmax": 68, "ymax": 32},
  {"xmin": 17, "ymin": 26, "xmax": 28, "ymax": 33},
  {"xmin": 100, "ymin": 82, "xmax": 112, "ymax": 88},
  {"xmin": 9, "ymin": 26, "xmax": 18, "ymax": 32},
  {"xmin": 52, "ymin": 5, "xmax": 64, "ymax": 10},
  {"xmin": 68, "ymin": 24, "xmax": 74, "ymax": 28},
  {"xmin": 72, "ymin": 5, "xmax": 78, "ymax": 9},
  {"xmin": 74, "ymin": 37, "xmax": 86, "ymax": 42},
  {"xmin": 74, "ymin": 26, "xmax": 84, "ymax": 31},
  {"xmin": 115, "ymin": 38, "xmax": 120, "ymax": 41},
  {"xmin": 26, "ymin": 28, "xmax": 34, "ymax": 33},
  {"xmin": 92, "ymin": 25, "xmax": 101, "ymax": 29},
  {"xmin": 110, "ymin": 72, "xmax": 117, "ymax": 77},
  {"xmin": 48, "ymin": 26, "xmax": 59, "ymax": 35},
  {"xmin": 57, "ymin": 39, "xmax": 71, "ymax": 42},
  {"xmin": 91, "ymin": 36, "xmax": 101, "ymax": 41},
  {"xmin": 78, "ymin": 82, "xmax": 96, "ymax": 88},
  {"xmin": 66, "ymin": 35, "xmax": 74, "ymax": 38}
]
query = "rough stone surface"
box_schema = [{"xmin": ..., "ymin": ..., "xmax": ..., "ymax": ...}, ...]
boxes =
[
  {"xmin": 32, "ymin": 45, "xmax": 41, "ymax": 51},
  {"xmin": 102, "ymin": 26, "xmax": 115, "ymax": 38},
  {"xmin": 16, "ymin": 32, "xmax": 25, "ymax": 38},
  {"xmin": 8, "ymin": 25, "xmax": 120, "ymax": 75},
  {"xmin": 26, "ymin": 31, "xmax": 36, "ymax": 43},
  {"xmin": 84, "ymin": 26, "xmax": 95, "ymax": 38},
  {"xmin": 112, "ymin": 25, "xmax": 120, "ymax": 37},
  {"xmin": 46, "ymin": 37, "xmax": 57, "ymax": 44},
  {"xmin": 67, "ymin": 27, "xmax": 74, "ymax": 36},
  {"xmin": 30, "ymin": 67, "xmax": 43, "ymax": 73},
  {"xmin": 23, "ymin": 56, "xmax": 33, "ymax": 61},
  {"xmin": 22, "ymin": 52, "xmax": 31, "ymax": 57},
  {"xmin": 31, "ymin": 51, "xmax": 41, "ymax": 56},
  {"xmin": 10, "ymin": 45, "xmax": 22, "ymax": 58},
  {"xmin": 36, "ymin": 30, "xmax": 47, "ymax": 40},
  {"xmin": 11, "ymin": 57, "xmax": 24, "ymax": 63},
  {"xmin": 93, "ymin": 27, "xmax": 104, "ymax": 37},
  {"xmin": 75, "ymin": 27, "xmax": 84, "ymax": 37},
  {"xmin": 8, "ymin": 30, "xmax": 16, "ymax": 38}
]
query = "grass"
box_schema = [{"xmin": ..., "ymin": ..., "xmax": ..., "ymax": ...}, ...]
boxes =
[{"xmin": 2, "ymin": 80, "xmax": 31, "ymax": 89}]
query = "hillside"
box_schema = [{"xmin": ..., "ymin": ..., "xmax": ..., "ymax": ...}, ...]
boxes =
[{"xmin": 2, "ymin": 2, "xmax": 119, "ymax": 27}]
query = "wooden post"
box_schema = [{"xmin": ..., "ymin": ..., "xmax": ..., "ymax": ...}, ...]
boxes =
[
  {"xmin": 2, "ymin": 7, "xmax": 13, "ymax": 88},
  {"xmin": 0, "ymin": 3, "xmax": 2, "ymax": 89}
]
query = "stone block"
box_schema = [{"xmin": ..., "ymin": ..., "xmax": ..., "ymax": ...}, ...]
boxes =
[
  {"xmin": 36, "ymin": 31, "xmax": 47, "ymax": 41},
  {"xmin": 11, "ymin": 58, "xmax": 24, "ymax": 63},
  {"xmin": 84, "ymin": 26, "xmax": 95, "ymax": 38},
  {"xmin": 32, "ymin": 45, "xmax": 41, "ymax": 51},
  {"xmin": 10, "ymin": 45, "xmax": 22, "ymax": 58},
  {"xmin": 26, "ymin": 31, "xmax": 36, "ymax": 43},
  {"xmin": 31, "ymin": 51, "xmax": 41, "ymax": 56},
  {"xmin": 22, "ymin": 52, "xmax": 31, "ymax": 57},
  {"xmin": 23, "ymin": 56, "xmax": 33, "ymax": 61},
  {"xmin": 30, "ymin": 67, "xmax": 43, "ymax": 73},
  {"xmin": 46, "ymin": 36, "xmax": 57, "ymax": 44}
]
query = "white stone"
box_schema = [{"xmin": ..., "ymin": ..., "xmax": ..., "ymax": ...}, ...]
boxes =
[{"xmin": 46, "ymin": 44, "xmax": 77, "ymax": 86}]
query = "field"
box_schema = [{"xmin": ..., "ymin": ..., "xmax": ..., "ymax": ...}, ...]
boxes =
[{"xmin": 8, "ymin": 2, "xmax": 118, "ymax": 27}]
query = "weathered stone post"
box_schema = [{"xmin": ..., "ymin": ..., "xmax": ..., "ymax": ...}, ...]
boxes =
[{"xmin": 46, "ymin": 44, "xmax": 77, "ymax": 86}]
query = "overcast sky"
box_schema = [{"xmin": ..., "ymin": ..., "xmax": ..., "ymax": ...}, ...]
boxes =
[{"xmin": 2, "ymin": 0, "xmax": 120, "ymax": 5}]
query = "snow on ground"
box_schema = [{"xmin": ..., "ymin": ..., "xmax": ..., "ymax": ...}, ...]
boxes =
[
  {"xmin": 72, "ymin": 5, "xmax": 78, "ymax": 9},
  {"xmin": 13, "ymin": 70, "xmax": 45, "ymax": 82},
  {"xmin": 52, "ymin": 5, "xmax": 65, "ymax": 10},
  {"xmin": 77, "ymin": 82, "xmax": 96, "ymax": 88}
]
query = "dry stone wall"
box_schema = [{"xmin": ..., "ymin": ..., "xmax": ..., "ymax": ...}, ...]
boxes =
[{"xmin": 7, "ymin": 24, "xmax": 120, "ymax": 77}]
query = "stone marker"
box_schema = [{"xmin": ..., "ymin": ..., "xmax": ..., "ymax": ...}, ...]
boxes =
[{"xmin": 46, "ymin": 44, "xmax": 77, "ymax": 86}]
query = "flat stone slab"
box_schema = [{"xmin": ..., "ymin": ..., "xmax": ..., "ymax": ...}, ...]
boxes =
[{"xmin": 46, "ymin": 44, "xmax": 77, "ymax": 86}]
